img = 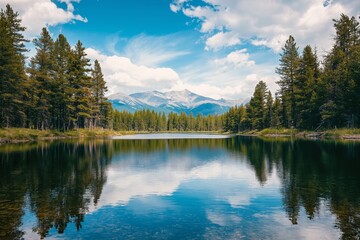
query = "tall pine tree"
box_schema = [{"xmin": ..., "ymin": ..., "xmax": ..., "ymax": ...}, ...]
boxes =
[
  {"xmin": 321, "ymin": 14, "xmax": 360, "ymax": 128},
  {"xmin": 0, "ymin": 4, "xmax": 28, "ymax": 127},
  {"xmin": 276, "ymin": 35, "xmax": 300, "ymax": 128},
  {"xmin": 91, "ymin": 59, "xmax": 110, "ymax": 128},
  {"xmin": 69, "ymin": 41, "xmax": 92, "ymax": 128},
  {"xmin": 296, "ymin": 45, "xmax": 320, "ymax": 129},
  {"xmin": 248, "ymin": 81, "xmax": 268, "ymax": 130},
  {"xmin": 28, "ymin": 28, "xmax": 54, "ymax": 129}
]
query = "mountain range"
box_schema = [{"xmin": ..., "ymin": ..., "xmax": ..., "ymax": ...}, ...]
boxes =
[{"xmin": 108, "ymin": 89, "xmax": 248, "ymax": 115}]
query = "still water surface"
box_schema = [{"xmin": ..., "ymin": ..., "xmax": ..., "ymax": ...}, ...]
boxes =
[{"xmin": 0, "ymin": 134, "xmax": 359, "ymax": 239}]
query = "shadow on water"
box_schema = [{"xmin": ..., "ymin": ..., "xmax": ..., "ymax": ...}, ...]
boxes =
[{"xmin": 0, "ymin": 136, "xmax": 359, "ymax": 239}]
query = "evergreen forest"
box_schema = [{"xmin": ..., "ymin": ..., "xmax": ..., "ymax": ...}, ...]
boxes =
[{"xmin": 1, "ymin": 4, "xmax": 360, "ymax": 133}]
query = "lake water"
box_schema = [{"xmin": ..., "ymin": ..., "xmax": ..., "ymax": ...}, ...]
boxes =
[{"xmin": 0, "ymin": 134, "xmax": 359, "ymax": 239}]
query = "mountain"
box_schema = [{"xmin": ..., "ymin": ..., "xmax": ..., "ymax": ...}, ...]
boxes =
[{"xmin": 108, "ymin": 89, "xmax": 248, "ymax": 115}]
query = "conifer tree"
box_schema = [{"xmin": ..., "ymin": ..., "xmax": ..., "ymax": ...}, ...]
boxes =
[
  {"xmin": 276, "ymin": 35, "xmax": 300, "ymax": 128},
  {"xmin": 296, "ymin": 45, "xmax": 320, "ymax": 129},
  {"xmin": 52, "ymin": 34, "xmax": 72, "ymax": 130},
  {"xmin": 0, "ymin": 4, "xmax": 28, "ymax": 127},
  {"xmin": 69, "ymin": 40, "xmax": 92, "ymax": 128},
  {"xmin": 28, "ymin": 28, "xmax": 54, "ymax": 129},
  {"xmin": 91, "ymin": 59, "xmax": 108, "ymax": 128},
  {"xmin": 321, "ymin": 14, "xmax": 360, "ymax": 128},
  {"xmin": 264, "ymin": 90, "xmax": 273, "ymax": 128},
  {"xmin": 271, "ymin": 94, "xmax": 282, "ymax": 128},
  {"xmin": 248, "ymin": 81, "xmax": 268, "ymax": 130}
]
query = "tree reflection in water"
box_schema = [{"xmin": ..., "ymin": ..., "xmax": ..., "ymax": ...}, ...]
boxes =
[
  {"xmin": 0, "ymin": 136, "xmax": 359, "ymax": 239},
  {"xmin": 225, "ymin": 137, "xmax": 360, "ymax": 239},
  {"xmin": 0, "ymin": 140, "xmax": 113, "ymax": 239}
]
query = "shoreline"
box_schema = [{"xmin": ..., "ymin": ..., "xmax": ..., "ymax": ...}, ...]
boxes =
[
  {"xmin": 237, "ymin": 128, "xmax": 360, "ymax": 140},
  {"xmin": 1, "ymin": 128, "xmax": 360, "ymax": 144},
  {"xmin": 0, "ymin": 128, "xmax": 224, "ymax": 144}
]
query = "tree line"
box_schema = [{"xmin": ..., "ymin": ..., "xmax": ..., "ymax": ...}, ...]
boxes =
[
  {"xmin": 113, "ymin": 110, "xmax": 223, "ymax": 132},
  {"xmin": 223, "ymin": 14, "xmax": 360, "ymax": 132},
  {"xmin": 0, "ymin": 4, "xmax": 111, "ymax": 130}
]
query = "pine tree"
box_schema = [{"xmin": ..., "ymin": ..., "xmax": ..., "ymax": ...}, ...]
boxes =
[
  {"xmin": 276, "ymin": 35, "xmax": 300, "ymax": 128},
  {"xmin": 264, "ymin": 90, "xmax": 273, "ymax": 128},
  {"xmin": 91, "ymin": 59, "xmax": 108, "ymax": 128},
  {"xmin": 248, "ymin": 81, "xmax": 268, "ymax": 130},
  {"xmin": 69, "ymin": 40, "xmax": 92, "ymax": 128},
  {"xmin": 349, "ymin": 44, "xmax": 360, "ymax": 127},
  {"xmin": 0, "ymin": 4, "xmax": 28, "ymax": 127},
  {"xmin": 52, "ymin": 34, "xmax": 73, "ymax": 130},
  {"xmin": 271, "ymin": 94, "xmax": 282, "ymax": 128},
  {"xmin": 321, "ymin": 14, "xmax": 360, "ymax": 128},
  {"xmin": 28, "ymin": 28, "xmax": 54, "ymax": 129},
  {"xmin": 296, "ymin": 45, "xmax": 320, "ymax": 129}
]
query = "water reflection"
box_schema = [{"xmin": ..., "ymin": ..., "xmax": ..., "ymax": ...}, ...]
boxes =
[
  {"xmin": 0, "ymin": 136, "xmax": 359, "ymax": 239},
  {"xmin": 0, "ymin": 140, "xmax": 113, "ymax": 239}
]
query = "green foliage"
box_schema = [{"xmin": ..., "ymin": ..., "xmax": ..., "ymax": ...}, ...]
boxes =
[
  {"xmin": 0, "ymin": 4, "xmax": 28, "ymax": 128},
  {"xmin": 247, "ymin": 81, "xmax": 268, "ymax": 130},
  {"xmin": 320, "ymin": 14, "xmax": 360, "ymax": 128},
  {"xmin": 276, "ymin": 35, "xmax": 300, "ymax": 128},
  {"xmin": 28, "ymin": 27, "xmax": 54, "ymax": 129},
  {"xmin": 113, "ymin": 110, "xmax": 223, "ymax": 132},
  {"xmin": 0, "ymin": 4, "xmax": 111, "ymax": 131}
]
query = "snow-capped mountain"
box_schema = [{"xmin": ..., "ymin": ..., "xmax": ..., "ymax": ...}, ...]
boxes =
[{"xmin": 108, "ymin": 90, "xmax": 248, "ymax": 115}]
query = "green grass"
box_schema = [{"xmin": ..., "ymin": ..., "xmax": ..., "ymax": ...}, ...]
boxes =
[
  {"xmin": 258, "ymin": 128, "xmax": 298, "ymax": 136},
  {"xmin": 240, "ymin": 128, "xmax": 360, "ymax": 139},
  {"xmin": 0, "ymin": 128, "xmax": 58, "ymax": 141},
  {"xmin": 0, "ymin": 128, "xmax": 225, "ymax": 144},
  {"xmin": 2, "ymin": 127, "xmax": 360, "ymax": 143},
  {"xmin": 323, "ymin": 128, "xmax": 360, "ymax": 138},
  {"xmin": 0, "ymin": 128, "xmax": 129, "ymax": 143},
  {"xmin": 240, "ymin": 128, "xmax": 298, "ymax": 136}
]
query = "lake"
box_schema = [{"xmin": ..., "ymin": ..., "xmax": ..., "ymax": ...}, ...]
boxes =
[{"xmin": 0, "ymin": 134, "xmax": 359, "ymax": 239}]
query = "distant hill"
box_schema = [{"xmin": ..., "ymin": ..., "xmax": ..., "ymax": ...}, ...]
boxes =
[{"xmin": 108, "ymin": 89, "xmax": 248, "ymax": 115}]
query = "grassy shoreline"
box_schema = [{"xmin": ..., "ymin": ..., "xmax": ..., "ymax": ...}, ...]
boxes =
[
  {"xmin": 1, "ymin": 128, "xmax": 360, "ymax": 144},
  {"xmin": 239, "ymin": 128, "xmax": 360, "ymax": 140},
  {"xmin": 0, "ymin": 128, "xmax": 131, "ymax": 144},
  {"xmin": 0, "ymin": 128, "xmax": 224, "ymax": 144}
]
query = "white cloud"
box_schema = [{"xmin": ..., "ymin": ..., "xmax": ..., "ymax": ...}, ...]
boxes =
[
  {"xmin": 0, "ymin": 0, "xmax": 87, "ymax": 37},
  {"xmin": 251, "ymin": 35, "xmax": 289, "ymax": 53},
  {"xmin": 88, "ymin": 153, "xmax": 280, "ymax": 212},
  {"xmin": 85, "ymin": 48, "xmax": 180, "ymax": 95},
  {"xmin": 205, "ymin": 31, "xmax": 241, "ymax": 51},
  {"xmin": 170, "ymin": 0, "xmax": 190, "ymax": 13},
  {"xmin": 173, "ymin": 0, "xmax": 360, "ymax": 53},
  {"xmin": 59, "ymin": 0, "xmax": 79, "ymax": 12},
  {"xmin": 214, "ymin": 49, "xmax": 255, "ymax": 67},
  {"xmin": 207, "ymin": 211, "xmax": 241, "ymax": 226}
]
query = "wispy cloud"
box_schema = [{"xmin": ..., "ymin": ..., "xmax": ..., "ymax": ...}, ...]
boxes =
[
  {"xmin": 123, "ymin": 33, "xmax": 192, "ymax": 67},
  {"xmin": 169, "ymin": 48, "xmax": 278, "ymax": 100}
]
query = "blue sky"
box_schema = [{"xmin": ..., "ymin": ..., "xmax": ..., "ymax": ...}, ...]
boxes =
[{"xmin": 1, "ymin": 0, "xmax": 360, "ymax": 99}]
